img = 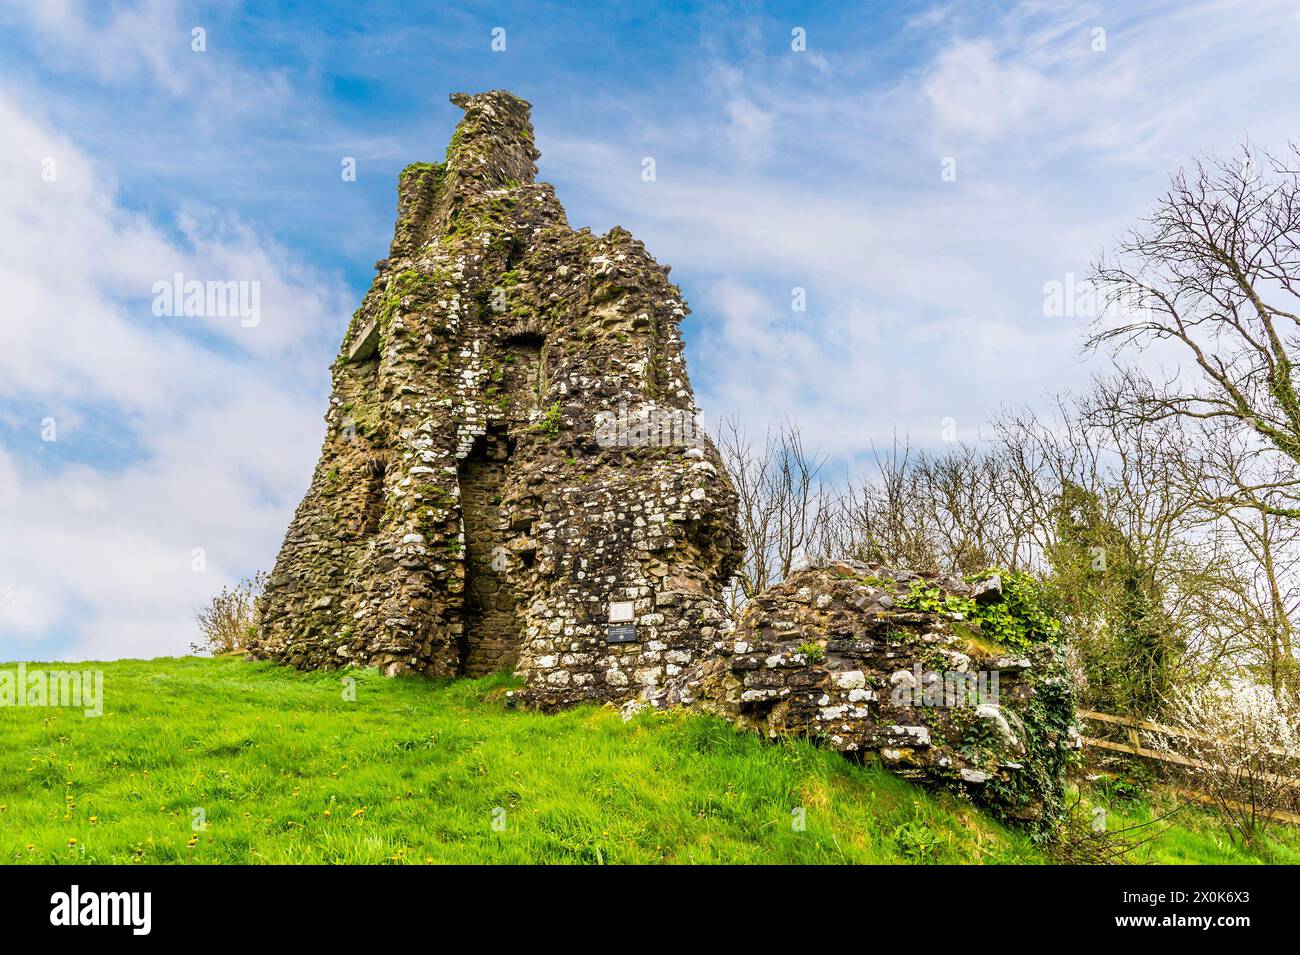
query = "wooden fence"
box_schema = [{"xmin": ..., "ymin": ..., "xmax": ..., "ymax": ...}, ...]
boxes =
[{"xmin": 1078, "ymin": 708, "xmax": 1300, "ymax": 824}]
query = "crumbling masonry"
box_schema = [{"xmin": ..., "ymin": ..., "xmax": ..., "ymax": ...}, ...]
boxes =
[
  {"xmin": 250, "ymin": 91, "xmax": 743, "ymax": 707},
  {"xmin": 248, "ymin": 91, "xmax": 1076, "ymax": 826}
]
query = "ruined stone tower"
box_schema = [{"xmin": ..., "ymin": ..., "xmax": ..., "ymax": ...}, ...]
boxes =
[{"xmin": 250, "ymin": 91, "xmax": 742, "ymax": 707}]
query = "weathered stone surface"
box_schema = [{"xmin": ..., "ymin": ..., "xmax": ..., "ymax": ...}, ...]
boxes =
[
  {"xmin": 346, "ymin": 318, "xmax": 380, "ymax": 363},
  {"xmin": 652, "ymin": 558, "xmax": 1078, "ymax": 831},
  {"xmin": 248, "ymin": 90, "xmax": 742, "ymax": 706},
  {"xmin": 244, "ymin": 89, "xmax": 1077, "ymax": 834}
]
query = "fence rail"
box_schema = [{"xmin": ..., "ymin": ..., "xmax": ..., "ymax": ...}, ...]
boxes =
[
  {"xmin": 1078, "ymin": 708, "xmax": 1300, "ymax": 824},
  {"xmin": 1078, "ymin": 708, "xmax": 1300, "ymax": 766}
]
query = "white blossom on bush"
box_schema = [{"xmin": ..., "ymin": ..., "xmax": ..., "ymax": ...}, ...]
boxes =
[{"xmin": 1149, "ymin": 681, "xmax": 1300, "ymax": 843}]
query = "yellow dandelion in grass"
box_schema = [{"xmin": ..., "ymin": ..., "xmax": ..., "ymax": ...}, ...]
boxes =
[
  {"xmin": 351, "ymin": 808, "xmax": 366, "ymax": 818},
  {"xmin": 67, "ymin": 838, "xmax": 77, "ymax": 846},
  {"xmin": 322, "ymin": 810, "xmax": 331, "ymax": 817},
  {"xmin": 89, "ymin": 816, "xmax": 98, "ymax": 825}
]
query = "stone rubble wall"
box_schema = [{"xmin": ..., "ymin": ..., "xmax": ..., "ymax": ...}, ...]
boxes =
[{"xmin": 650, "ymin": 559, "xmax": 1079, "ymax": 829}]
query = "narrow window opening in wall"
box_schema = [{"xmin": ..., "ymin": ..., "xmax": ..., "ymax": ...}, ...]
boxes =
[
  {"xmin": 501, "ymin": 335, "xmax": 546, "ymax": 414},
  {"xmin": 504, "ymin": 331, "xmax": 546, "ymax": 349},
  {"xmin": 361, "ymin": 456, "xmax": 386, "ymax": 535},
  {"xmin": 501, "ymin": 236, "xmax": 524, "ymax": 271}
]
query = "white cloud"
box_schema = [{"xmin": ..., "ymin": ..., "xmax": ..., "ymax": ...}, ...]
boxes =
[
  {"xmin": 0, "ymin": 85, "xmax": 346, "ymax": 662},
  {"xmin": 724, "ymin": 96, "xmax": 776, "ymax": 160},
  {"xmin": 923, "ymin": 40, "xmax": 1055, "ymax": 143},
  {"xmin": 4, "ymin": 0, "xmax": 190, "ymax": 94}
]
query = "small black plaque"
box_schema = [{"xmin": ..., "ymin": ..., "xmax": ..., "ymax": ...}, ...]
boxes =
[{"xmin": 606, "ymin": 623, "xmax": 638, "ymax": 644}]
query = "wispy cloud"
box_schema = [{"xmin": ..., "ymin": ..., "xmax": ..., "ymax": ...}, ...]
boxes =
[{"xmin": 536, "ymin": 0, "xmax": 1300, "ymax": 462}]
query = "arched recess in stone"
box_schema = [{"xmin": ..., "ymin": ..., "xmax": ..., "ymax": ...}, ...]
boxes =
[{"xmin": 457, "ymin": 425, "xmax": 523, "ymax": 675}]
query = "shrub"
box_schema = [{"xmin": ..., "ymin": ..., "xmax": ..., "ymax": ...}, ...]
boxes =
[
  {"xmin": 1149, "ymin": 681, "xmax": 1300, "ymax": 845},
  {"xmin": 192, "ymin": 572, "xmax": 267, "ymax": 655},
  {"xmin": 531, "ymin": 401, "xmax": 562, "ymax": 436},
  {"xmin": 892, "ymin": 819, "xmax": 941, "ymax": 862},
  {"xmin": 1048, "ymin": 789, "xmax": 1171, "ymax": 864}
]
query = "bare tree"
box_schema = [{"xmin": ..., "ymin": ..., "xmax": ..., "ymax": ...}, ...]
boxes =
[
  {"xmin": 830, "ymin": 439, "xmax": 939, "ymax": 571},
  {"xmin": 1087, "ymin": 143, "xmax": 1300, "ymax": 519},
  {"xmin": 716, "ymin": 417, "xmax": 834, "ymax": 611},
  {"xmin": 994, "ymin": 396, "xmax": 1236, "ymax": 714},
  {"xmin": 1171, "ymin": 419, "xmax": 1300, "ymax": 695},
  {"xmin": 829, "ymin": 438, "xmax": 1043, "ymax": 575},
  {"xmin": 717, "ymin": 373, "xmax": 1300, "ymax": 713}
]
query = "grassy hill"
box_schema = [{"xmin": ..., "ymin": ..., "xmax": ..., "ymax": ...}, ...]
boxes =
[{"xmin": 0, "ymin": 657, "xmax": 1295, "ymax": 864}]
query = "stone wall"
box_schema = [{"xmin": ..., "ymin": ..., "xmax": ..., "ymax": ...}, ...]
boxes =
[
  {"xmin": 249, "ymin": 91, "xmax": 743, "ymax": 706},
  {"xmin": 652, "ymin": 559, "xmax": 1080, "ymax": 832}
]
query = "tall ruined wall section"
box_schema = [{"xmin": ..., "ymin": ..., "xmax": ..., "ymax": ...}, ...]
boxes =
[{"xmin": 250, "ymin": 91, "xmax": 742, "ymax": 706}]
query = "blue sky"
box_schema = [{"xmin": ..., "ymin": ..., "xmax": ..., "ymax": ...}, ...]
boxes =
[{"xmin": 2, "ymin": 0, "xmax": 1299, "ymax": 661}]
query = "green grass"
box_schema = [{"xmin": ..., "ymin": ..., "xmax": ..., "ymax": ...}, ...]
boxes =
[
  {"xmin": 0, "ymin": 658, "xmax": 1295, "ymax": 864},
  {"xmin": 1075, "ymin": 786, "xmax": 1300, "ymax": 865},
  {"xmin": 0, "ymin": 658, "xmax": 1040, "ymax": 864}
]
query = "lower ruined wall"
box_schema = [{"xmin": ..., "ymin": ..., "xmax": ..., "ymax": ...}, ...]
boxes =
[{"xmin": 650, "ymin": 559, "xmax": 1081, "ymax": 832}]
